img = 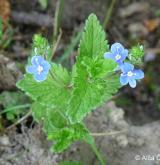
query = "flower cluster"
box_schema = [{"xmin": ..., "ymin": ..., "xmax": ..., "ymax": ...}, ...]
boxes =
[
  {"xmin": 26, "ymin": 56, "xmax": 51, "ymax": 82},
  {"xmin": 104, "ymin": 43, "xmax": 144, "ymax": 88}
]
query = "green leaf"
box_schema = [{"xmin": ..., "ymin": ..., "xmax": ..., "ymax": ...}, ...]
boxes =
[
  {"xmin": 17, "ymin": 63, "xmax": 71, "ymax": 110},
  {"xmin": 33, "ymin": 101, "xmax": 89, "ymax": 152},
  {"xmin": 31, "ymin": 101, "xmax": 89, "ymax": 153},
  {"xmin": 129, "ymin": 44, "xmax": 144, "ymax": 65},
  {"xmin": 0, "ymin": 91, "xmax": 29, "ymax": 121},
  {"xmin": 17, "ymin": 39, "xmax": 92, "ymax": 153},
  {"xmin": 6, "ymin": 113, "xmax": 15, "ymax": 121},
  {"xmin": 18, "ymin": 70, "xmax": 90, "ymax": 153},
  {"xmin": 67, "ymin": 14, "xmax": 120, "ymax": 123},
  {"xmin": 77, "ymin": 14, "xmax": 108, "ymax": 60},
  {"xmin": 48, "ymin": 123, "xmax": 89, "ymax": 152},
  {"xmin": 17, "ymin": 13, "xmax": 122, "ymax": 155},
  {"xmin": 32, "ymin": 102, "xmax": 67, "ymax": 128},
  {"xmin": 32, "ymin": 34, "xmax": 52, "ymax": 60},
  {"xmin": 31, "ymin": 102, "xmax": 46, "ymax": 123},
  {"xmin": 38, "ymin": 0, "xmax": 48, "ymax": 9},
  {"xmin": 68, "ymin": 73, "xmax": 120, "ymax": 123}
]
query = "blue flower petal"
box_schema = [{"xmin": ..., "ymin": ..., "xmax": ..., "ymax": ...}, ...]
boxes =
[
  {"xmin": 120, "ymin": 62, "xmax": 134, "ymax": 73},
  {"xmin": 27, "ymin": 55, "xmax": 51, "ymax": 82},
  {"xmin": 111, "ymin": 43, "xmax": 124, "ymax": 55},
  {"xmin": 104, "ymin": 52, "xmax": 114, "ymax": 59},
  {"xmin": 34, "ymin": 73, "xmax": 47, "ymax": 82},
  {"xmin": 104, "ymin": 43, "xmax": 128, "ymax": 65},
  {"xmin": 26, "ymin": 65, "xmax": 37, "ymax": 74},
  {"xmin": 31, "ymin": 56, "xmax": 44, "ymax": 66},
  {"xmin": 41, "ymin": 61, "xmax": 51, "ymax": 71},
  {"xmin": 133, "ymin": 69, "xmax": 144, "ymax": 79},
  {"xmin": 120, "ymin": 75, "xmax": 128, "ymax": 85},
  {"xmin": 120, "ymin": 49, "xmax": 128, "ymax": 61},
  {"xmin": 129, "ymin": 79, "xmax": 137, "ymax": 88}
]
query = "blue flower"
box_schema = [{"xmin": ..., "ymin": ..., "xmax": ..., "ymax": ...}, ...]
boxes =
[
  {"xmin": 104, "ymin": 43, "xmax": 128, "ymax": 65},
  {"xmin": 26, "ymin": 56, "xmax": 51, "ymax": 82},
  {"xmin": 119, "ymin": 62, "xmax": 144, "ymax": 88}
]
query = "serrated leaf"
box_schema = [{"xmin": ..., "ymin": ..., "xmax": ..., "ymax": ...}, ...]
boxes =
[
  {"xmin": 17, "ymin": 63, "xmax": 71, "ymax": 110},
  {"xmin": 31, "ymin": 102, "xmax": 67, "ymax": 129},
  {"xmin": 68, "ymin": 73, "xmax": 120, "ymax": 123},
  {"xmin": 17, "ymin": 39, "xmax": 91, "ymax": 153},
  {"xmin": 77, "ymin": 14, "xmax": 108, "ymax": 60},
  {"xmin": 31, "ymin": 101, "xmax": 89, "ymax": 152},
  {"xmin": 67, "ymin": 14, "xmax": 120, "ymax": 123},
  {"xmin": 48, "ymin": 123, "xmax": 89, "ymax": 153}
]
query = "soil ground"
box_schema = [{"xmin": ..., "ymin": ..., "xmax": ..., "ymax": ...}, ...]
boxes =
[{"xmin": 0, "ymin": 0, "xmax": 160, "ymax": 164}]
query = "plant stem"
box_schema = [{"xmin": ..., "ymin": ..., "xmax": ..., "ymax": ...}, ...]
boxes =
[
  {"xmin": 50, "ymin": 0, "xmax": 64, "ymax": 59},
  {"xmin": 103, "ymin": 0, "xmax": 117, "ymax": 28},
  {"xmin": 90, "ymin": 141, "xmax": 105, "ymax": 165},
  {"xmin": 85, "ymin": 135, "xmax": 105, "ymax": 165},
  {"xmin": 91, "ymin": 129, "xmax": 127, "ymax": 137},
  {"xmin": 52, "ymin": 29, "xmax": 62, "ymax": 57},
  {"xmin": 7, "ymin": 110, "xmax": 32, "ymax": 129},
  {"xmin": 0, "ymin": 104, "xmax": 31, "ymax": 115},
  {"xmin": 53, "ymin": 0, "xmax": 64, "ymax": 41}
]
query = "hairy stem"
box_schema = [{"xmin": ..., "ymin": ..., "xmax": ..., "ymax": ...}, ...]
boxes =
[
  {"xmin": 85, "ymin": 135, "xmax": 105, "ymax": 165},
  {"xmin": 90, "ymin": 142, "xmax": 106, "ymax": 165}
]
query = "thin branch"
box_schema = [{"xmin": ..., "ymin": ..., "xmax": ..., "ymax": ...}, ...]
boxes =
[
  {"xmin": 0, "ymin": 104, "xmax": 31, "ymax": 115},
  {"xmin": 7, "ymin": 110, "xmax": 32, "ymax": 130},
  {"xmin": 91, "ymin": 129, "xmax": 127, "ymax": 137},
  {"xmin": 53, "ymin": 0, "xmax": 64, "ymax": 41},
  {"xmin": 52, "ymin": 29, "xmax": 62, "ymax": 58},
  {"xmin": 103, "ymin": 0, "xmax": 117, "ymax": 28}
]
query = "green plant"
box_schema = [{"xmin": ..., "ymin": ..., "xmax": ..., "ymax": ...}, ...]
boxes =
[
  {"xmin": 0, "ymin": 92, "xmax": 30, "ymax": 122},
  {"xmin": 17, "ymin": 14, "xmax": 144, "ymax": 164},
  {"xmin": 38, "ymin": 0, "xmax": 48, "ymax": 9},
  {"xmin": 0, "ymin": 17, "xmax": 13, "ymax": 49},
  {"xmin": 155, "ymin": 9, "xmax": 160, "ymax": 17}
]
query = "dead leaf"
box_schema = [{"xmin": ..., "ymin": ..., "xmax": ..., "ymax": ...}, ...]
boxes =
[
  {"xmin": 0, "ymin": 0, "xmax": 11, "ymax": 28},
  {"xmin": 144, "ymin": 19, "xmax": 160, "ymax": 32}
]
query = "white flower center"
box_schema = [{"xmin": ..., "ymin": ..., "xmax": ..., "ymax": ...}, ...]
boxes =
[
  {"xmin": 127, "ymin": 71, "xmax": 134, "ymax": 77},
  {"xmin": 37, "ymin": 65, "xmax": 43, "ymax": 74},
  {"xmin": 115, "ymin": 54, "xmax": 121, "ymax": 60}
]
